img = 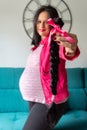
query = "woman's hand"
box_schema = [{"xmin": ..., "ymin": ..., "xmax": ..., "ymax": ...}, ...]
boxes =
[{"xmin": 53, "ymin": 33, "xmax": 78, "ymax": 56}]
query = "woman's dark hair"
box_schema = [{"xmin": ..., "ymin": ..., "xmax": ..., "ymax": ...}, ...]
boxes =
[{"xmin": 32, "ymin": 5, "xmax": 64, "ymax": 95}]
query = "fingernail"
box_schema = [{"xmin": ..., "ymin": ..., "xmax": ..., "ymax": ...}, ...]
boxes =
[{"xmin": 53, "ymin": 37, "xmax": 56, "ymax": 41}]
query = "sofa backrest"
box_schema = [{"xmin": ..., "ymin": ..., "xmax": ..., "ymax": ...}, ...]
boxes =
[
  {"xmin": 84, "ymin": 68, "xmax": 87, "ymax": 96},
  {"xmin": 67, "ymin": 68, "xmax": 87, "ymax": 111},
  {"xmin": 0, "ymin": 68, "xmax": 28, "ymax": 112},
  {"xmin": 0, "ymin": 68, "xmax": 87, "ymax": 112}
]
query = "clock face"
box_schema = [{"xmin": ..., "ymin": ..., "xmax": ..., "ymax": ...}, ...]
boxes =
[{"xmin": 23, "ymin": 0, "xmax": 72, "ymax": 39}]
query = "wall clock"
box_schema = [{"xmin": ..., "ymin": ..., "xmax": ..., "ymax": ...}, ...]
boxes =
[{"xmin": 23, "ymin": 0, "xmax": 72, "ymax": 39}]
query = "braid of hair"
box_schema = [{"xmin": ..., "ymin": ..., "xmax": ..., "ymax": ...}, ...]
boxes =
[
  {"xmin": 50, "ymin": 18, "xmax": 64, "ymax": 95},
  {"xmin": 50, "ymin": 40, "xmax": 60, "ymax": 95}
]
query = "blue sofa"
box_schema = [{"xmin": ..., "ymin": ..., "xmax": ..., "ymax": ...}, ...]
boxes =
[{"xmin": 0, "ymin": 67, "xmax": 87, "ymax": 130}]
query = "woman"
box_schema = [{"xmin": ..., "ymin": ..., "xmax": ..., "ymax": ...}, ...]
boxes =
[{"xmin": 19, "ymin": 5, "xmax": 80, "ymax": 130}]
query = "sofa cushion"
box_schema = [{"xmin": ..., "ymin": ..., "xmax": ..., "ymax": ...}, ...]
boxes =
[
  {"xmin": 54, "ymin": 110, "xmax": 87, "ymax": 130},
  {"xmin": 0, "ymin": 111, "xmax": 87, "ymax": 130},
  {"xmin": 0, "ymin": 112, "xmax": 27, "ymax": 130},
  {"xmin": 0, "ymin": 89, "xmax": 28, "ymax": 112}
]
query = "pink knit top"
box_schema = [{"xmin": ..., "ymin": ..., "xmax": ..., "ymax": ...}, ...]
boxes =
[
  {"xmin": 19, "ymin": 36, "xmax": 80, "ymax": 105},
  {"xmin": 19, "ymin": 44, "xmax": 45, "ymax": 104}
]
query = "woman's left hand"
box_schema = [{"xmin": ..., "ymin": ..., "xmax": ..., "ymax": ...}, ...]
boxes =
[{"xmin": 53, "ymin": 33, "xmax": 78, "ymax": 56}]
